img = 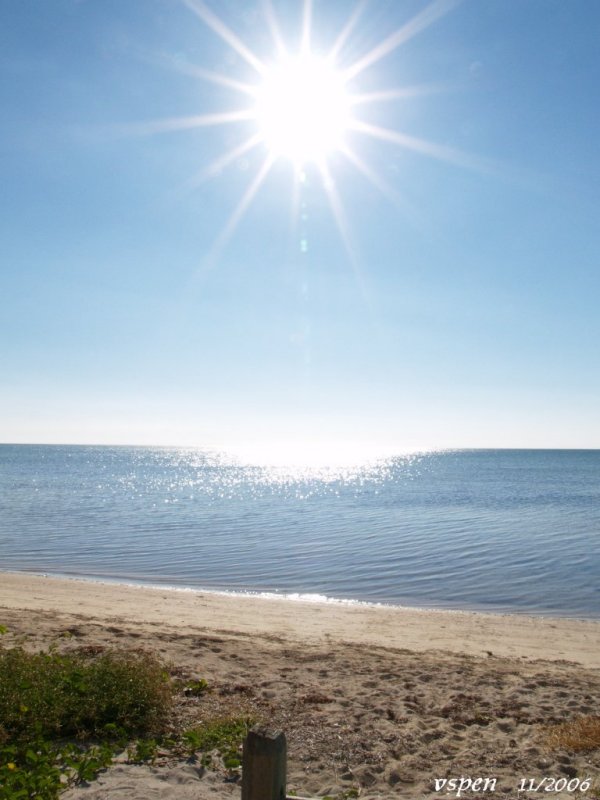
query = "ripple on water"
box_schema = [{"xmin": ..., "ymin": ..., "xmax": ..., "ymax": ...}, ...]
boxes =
[{"xmin": 1, "ymin": 445, "xmax": 599, "ymax": 618}]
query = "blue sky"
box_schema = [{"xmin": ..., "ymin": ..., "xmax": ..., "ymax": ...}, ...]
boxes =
[{"xmin": 1, "ymin": 0, "xmax": 599, "ymax": 453}]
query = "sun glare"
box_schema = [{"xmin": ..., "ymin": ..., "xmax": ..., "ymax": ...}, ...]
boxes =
[
  {"xmin": 223, "ymin": 440, "xmax": 400, "ymax": 472},
  {"xmin": 254, "ymin": 55, "xmax": 351, "ymax": 164},
  {"xmin": 160, "ymin": 0, "xmax": 472, "ymax": 256}
]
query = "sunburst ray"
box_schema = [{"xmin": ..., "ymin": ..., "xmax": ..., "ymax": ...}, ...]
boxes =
[
  {"xmin": 262, "ymin": 0, "xmax": 287, "ymax": 57},
  {"xmin": 116, "ymin": 110, "xmax": 255, "ymax": 137},
  {"xmin": 171, "ymin": 62, "xmax": 257, "ymax": 96},
  {"xmin": 188, "ymin": 133, "xmax": 263, "ymax": 187},
  {"xmin": 350, "ymin": 83, "xmax": 447, "ymax": 106},
  {"xmin": 317, "ymin": 160, "xmax": 360, "ymax": 281},
  {"xmin": 182, "ymin": 0, "xmax": 266, "ymax": 76},
  {"xmin": 350, "ymin": 119, "xmax": 494, "ymax": 174},
  {"xmin": 344, "ymin": 0, "xmax": 462, "ymax": 81},
  {"xmin": 300, "ymin": 0, "xmax": 313, "ymax": 55},
  {"xmin": 339, "ymin": 144, "xmax": 407, "ymax": 210},
  {"xmin": 317, "ymin": 158, "xmax": 379, "ymax": 327},
  {"xmin": 207, "ymin": 154, "xmax": 275, "ymax": 263},
  {"xmin": 328, "ymin": 0, "xmax": 367, "ymax": 64}
]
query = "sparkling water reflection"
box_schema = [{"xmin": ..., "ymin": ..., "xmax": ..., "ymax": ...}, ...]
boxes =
[{"xmin": 1, "ymin": 445, "xmax": 599, "ymax": 618}]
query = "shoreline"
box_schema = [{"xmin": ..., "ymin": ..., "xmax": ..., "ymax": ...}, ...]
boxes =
[
  {"xmin": 1, "ymin": 571, "xmax": 599, "ymax": 666},
  {"xmin": 3, "ymin": 567, "xmax": 599, "ymax": 621}
]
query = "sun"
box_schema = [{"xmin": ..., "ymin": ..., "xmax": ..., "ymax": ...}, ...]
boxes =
[
  {"xmin": 143, "ymin": 0, "xmax": 476, "ymax": 258},
  {"xmin": 254, "ymin": 54, "xmax": 352, "ymax": 165}
]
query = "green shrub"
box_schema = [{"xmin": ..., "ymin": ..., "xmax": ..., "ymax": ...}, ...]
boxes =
[
  {"xmin": 0, "ymin": 647, "xmax": 172, "ymax": 743},
  {"xmin": 0, "ymin": 645, "xmax": 173, "ymax": 799}
]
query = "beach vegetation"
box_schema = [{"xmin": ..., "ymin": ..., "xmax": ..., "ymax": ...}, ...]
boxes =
[
  {"xmin": 0, "ymin": 644, "xmax": 174, "ymax": 799},
  {"xmin": 182, "ymin": 678, "xmax": 210, "ymax": 697},
  {"xmin": 546, "ymin": 715, "xmax": 600, "ymax": 753},
  {"xmin": 179, "ymin": 716, "xmax": 253, "ymax": 769},
  {"xmin": 0, "ymin": 646, "xmax": 172, "ymax": 742},
  {"xmin": 0, "ymin": 639, "xmax": 260, "ymax": 797},
  {"xmin": 0, "ymin": 734, "xmax": 116, "ymax": 799},
  {"xmin": 321, "ymin": 791, "xmax": 360, "ymax": 800},
  {"xmin": 126, "ymin": 738, "xmax": 159, "ymax": 764}
]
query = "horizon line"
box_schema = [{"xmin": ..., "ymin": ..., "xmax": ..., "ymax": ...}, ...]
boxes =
[{"xmin": 1, "ymin": 441, "xmax": 599, "ymax": 452}]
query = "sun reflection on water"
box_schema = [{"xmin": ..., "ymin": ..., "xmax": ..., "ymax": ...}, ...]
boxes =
[{"xmin": 216, "ymin": 440, "xmax": 416, "ymax": 485}]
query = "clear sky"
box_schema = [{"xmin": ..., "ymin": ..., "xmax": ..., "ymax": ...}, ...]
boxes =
[{"xmin": 1, "ymin": 0, "xmax": 599, "ymax": 454}]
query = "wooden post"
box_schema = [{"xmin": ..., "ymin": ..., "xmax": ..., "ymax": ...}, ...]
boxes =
[{"xmin": 242, "ymin": 725, "xmax": 287, "ymax": 800}]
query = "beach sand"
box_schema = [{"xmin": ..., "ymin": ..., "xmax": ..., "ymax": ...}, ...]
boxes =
[{"xmin": 1, "ymin": 572, "xmax": 599, "ymax": 798}]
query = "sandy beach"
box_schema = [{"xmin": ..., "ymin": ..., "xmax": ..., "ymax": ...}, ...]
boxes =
[{"xmin": 1, "ymin": 572, "xmax": 599, "ymax": 798}]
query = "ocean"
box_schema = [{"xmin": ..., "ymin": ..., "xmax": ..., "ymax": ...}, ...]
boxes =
[{"xmin": 0, "ymin": 445, "xmax": 598, "ymax": 618}]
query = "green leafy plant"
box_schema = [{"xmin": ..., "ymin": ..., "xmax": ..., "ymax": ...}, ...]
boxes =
[
  {"xmin": 0, "ymin": 645, "xmax": 174, "ymax": 799},
  {"xmin": 61, "ymin": 741, "xmax": 115, "ymax": 783},
  {"xmin": 183, "ymin": 678, "xmax": 210, "ymax": 697},
  {"xmin": 180, "ymin": 717, "xmax": 253, "ymax": 768},
  {"xmin": 0, "ymin": 735, "xmax": 117, "ymax": 800},
  {"xmin": 127, "ymin": 738, "xmax": 158, "ymax": 764}
]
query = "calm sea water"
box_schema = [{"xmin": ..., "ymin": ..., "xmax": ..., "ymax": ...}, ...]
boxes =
[{"xmin": 0, "ymin": 445, "xmax": 599, "ymax": 618}]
